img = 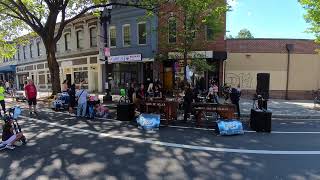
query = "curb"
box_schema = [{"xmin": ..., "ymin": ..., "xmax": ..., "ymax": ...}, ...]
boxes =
[{"xmin": 242, "ymin": 113, "xmax": 320, "ymax": 119}]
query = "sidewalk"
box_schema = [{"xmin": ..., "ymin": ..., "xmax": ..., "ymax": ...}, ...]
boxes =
[
  {"xmin": 21, "ymin": 91, "xmax": 320, "ymax": 119},
  {"xmin": 240, "ymin": 99, "xmax": 320, "ymax": 119}
]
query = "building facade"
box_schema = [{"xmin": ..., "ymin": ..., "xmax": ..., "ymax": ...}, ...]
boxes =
[
  {"xmin": 14, "ymin": 14, "xmax": 104, "ymax": 92},
  {"xmin": 103, "ymin": 6, "xmax": 158, "ymax": 93},
  {"xmin": 226, "ymin": 39, "xmax": 320, "ymax": 100},
  {"xmin": 157, "ymin": 2, "xmax": 227, "ymax": 91}
]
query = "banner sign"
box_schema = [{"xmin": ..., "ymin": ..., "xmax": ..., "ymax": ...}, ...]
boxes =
[{"xmin": 108, "ymin": 54, "xmax": 142, "ymax": 63}]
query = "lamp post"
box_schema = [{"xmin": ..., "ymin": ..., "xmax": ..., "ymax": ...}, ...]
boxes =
[{"xmin": 100, "ymin": 7, "xmax": 112, "ymax": 101}]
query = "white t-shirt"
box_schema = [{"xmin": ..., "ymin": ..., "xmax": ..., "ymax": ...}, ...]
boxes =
[{"xmin": 5, "ymin": 82, "xmax": 10, "ymax": 88}]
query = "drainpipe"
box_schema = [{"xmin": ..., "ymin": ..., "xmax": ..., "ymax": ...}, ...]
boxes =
[{"xmin": 285, "ymin": 44, "xmax": 294, "ymax": 100}]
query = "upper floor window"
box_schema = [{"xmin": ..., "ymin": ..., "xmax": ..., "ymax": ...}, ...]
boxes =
[
  {"xmin": 138, "ymin": 22, "xmax": 147, "ymax": 45},
  {"xmin": 55, "ymin": 41, "xmax": 60, "ymax": 53},
  {"xmin": 23, "ymin": 46, "xmax": 26, "ymax": 59},
  {"xmin": 89, "ymin": 27, "xmax": 97, "ymax": 47},
  {"xmin": 123, "ymin": 24, "xmax": 131, "ymax": 47},
  {"xmin": 76, "ymin": 29, "xmax": 84, "ymax": 49},
  {"xmin": 109, "ymin": 26, "xmax": 116, "ymax": 47},
  {"xmin": 206, "ymin": 26, "xmax": 214, "ymax": 41},
  {"xmin": 29, "ymin": 44, "xmax": 33, "ymax": 58},
  {"xmin": 36, "ymin": 41, "xmax": 41, "ymax": 56},
  {"xmin": 168, "ymin": 17, "xmax": 177, "ymax": 43},
  {"xmin": 64, "ymin": 33, "xmax": 71, "ymax": 51}
]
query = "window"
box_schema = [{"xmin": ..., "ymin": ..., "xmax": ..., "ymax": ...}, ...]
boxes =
[
  {"xmin": 109, "ymin": 26, "xmax": 116, "ymax": 47},
  {"xmin": 76, "ymin": 30, "xmax": 84, "ymax": 49},
  {"xmin": 122, "ymin": 25, "xmax": 131, "ymax": 47},
  {"xmin": 168, "ymin": 17, "xmax": 177, "ymax": 43},
  {"xmin": 74, "ymin": 71, "xmax": 88, "ymax": 84},
  {"xmin": 64, "ymin": 33, "xmax": 71, "ymax": 51},
  {"xmin": 138, "ymin": 22, "xmax": 147, "ymax": 45},
  {"xmin": 23, "ymin": 46, "xmax": 26, "ymax": 59},
  {"xmin": 206, "ymin": 26, "xmax": 214, "ymax": 41},
  {"xmin": 36, "ymin": 41, "xmax": 41, "ymax": 56},
  {"xmin": 47, "ymin": 72, "xmax": 51, "ymax": 84},
  {"xmin": 89, "ymin": 27, "xmax": 97, "ymax": 47},
  {"xmin": 29, "ymin": 44, "xmax": 33, "ymax": 58},
  {"xmin": 38, "ymin": 75, "xmax": 45, "ymax": 84}
]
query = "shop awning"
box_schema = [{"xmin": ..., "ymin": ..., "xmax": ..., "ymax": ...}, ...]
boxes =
[{"xmin": 0, "ymin": 65, "xmax": 16, "ymax": 72}]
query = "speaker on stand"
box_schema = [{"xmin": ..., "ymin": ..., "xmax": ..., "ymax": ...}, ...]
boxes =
[{"xmin": 256, "ymin": 73, "xmax": 270, "ymax": 109}]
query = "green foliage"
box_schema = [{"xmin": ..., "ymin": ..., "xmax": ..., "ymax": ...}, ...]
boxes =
[
  {"xmin": 300, "ymin": 0, "xmax": 320, "ymax": 43},
  {"xmin": 236, "ymin": 28, "xmax": 254, "ymax": 39},
  {"xmin": 190, "ymin": 58, "xmax": 215, "ymax": 73}
]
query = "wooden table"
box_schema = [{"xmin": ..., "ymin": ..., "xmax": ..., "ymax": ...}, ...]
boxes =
[
  {"xmin": 143, "ymin": 99, "xmax": 178, "ymax": 125},
  {"xmin": 192, "ymin": 103, "xmax": 236, "ymax": 127}
]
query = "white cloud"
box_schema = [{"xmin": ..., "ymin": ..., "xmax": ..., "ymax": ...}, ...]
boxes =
[{"xmin": 227, "ymin": 0, "xmax": 239, "ymax": 9}]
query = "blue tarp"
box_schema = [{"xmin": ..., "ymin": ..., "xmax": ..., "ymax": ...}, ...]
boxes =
[{"xmin": 0, "ymin": 65, "xmax": 16, "ymax": 72}]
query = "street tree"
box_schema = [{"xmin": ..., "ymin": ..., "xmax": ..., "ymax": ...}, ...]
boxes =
[
  {"xmin": 300, "ymin": 0, "xmax": 320, "ymax": 43},
  {"xmin": 236, "ymin": 28, "xmax": 254, "ymax": 39},
  {"xmin": 0, "ymin": 0, "xmax": 161, "ymax": 94},
  {"xmin": 157, "ymin": 0, "xmax": 228, "ymax": 81}
]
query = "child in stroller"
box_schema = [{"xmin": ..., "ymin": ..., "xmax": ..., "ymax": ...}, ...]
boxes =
[{"xmin": 0, "ymin": 107, "xmax": 26, "ymax": 150}]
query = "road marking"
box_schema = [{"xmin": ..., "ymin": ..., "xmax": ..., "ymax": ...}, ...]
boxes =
[
  {"xmin": 20, "ymin": 115, "xmax": 320, "ymax": 155},
  {"xmin": 35, "ymin": 108, "xmax": 320, "ymax": 134}
]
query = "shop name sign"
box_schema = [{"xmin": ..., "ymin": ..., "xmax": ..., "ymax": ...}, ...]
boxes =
[{"xmin": 108, "ymin": 54, "xmax": 142, "ymax": 63}]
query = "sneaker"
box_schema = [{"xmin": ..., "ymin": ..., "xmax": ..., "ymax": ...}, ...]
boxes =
[
  {"xmin": 34, "ymin": 111, "xmax": 38, "ymax": 116},
  {"xmin": 5, "ymin": 144, "xmax": 15, "ymax": 150}
]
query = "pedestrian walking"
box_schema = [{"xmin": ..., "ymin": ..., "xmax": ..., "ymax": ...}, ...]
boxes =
[
  {"xmin": 5, "ymin": 81, "xmax": 10, "ymax": 94},
  {"xmin": 24, "ymin": 77, "xmax": 38, "ymax": 115},
  {"xmin": 183, "ymin": 83, "xmax": 194, "ymax": 122},
  {"xmin": 0, "ymin": 82, "xmax": 6, "ymax": 117},
  {"xmin": 76, "ymin": 83, "xmax": 88, "ymax": 118}
]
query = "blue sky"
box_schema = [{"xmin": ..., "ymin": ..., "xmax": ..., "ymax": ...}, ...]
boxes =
[{"xmin": 227, "ymin": 0, "xmax": 315, "ymax": 39}]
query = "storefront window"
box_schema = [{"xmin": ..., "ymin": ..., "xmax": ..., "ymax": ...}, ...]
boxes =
[
  {"xmin": 112, "ymin": 63, "xmax": 138, "ymax": 88},
  {"xmin": 74, "ymin": 71, "xmax": 88, "ymax": 84}
]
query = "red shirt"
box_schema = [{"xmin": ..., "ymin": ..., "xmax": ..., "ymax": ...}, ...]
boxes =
[{"xmin": 25, "ymin": 84, "xmax": 37, "ymax": 99}]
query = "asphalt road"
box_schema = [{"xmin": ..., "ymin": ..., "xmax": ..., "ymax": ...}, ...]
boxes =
[{"xmin": 0, "ymin": 100, "xmax": 320, "ymax": 180}]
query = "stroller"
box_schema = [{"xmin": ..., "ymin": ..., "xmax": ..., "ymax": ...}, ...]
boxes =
[
  {"xmin": 0, "ymin": 106, "xmax": 27, "ymax": 150},
  {"xmin": 51, "ymin": 92, "xmax": 70, "ymax": 111}
]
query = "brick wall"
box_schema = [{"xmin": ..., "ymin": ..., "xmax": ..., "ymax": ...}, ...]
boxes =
[
  {"xmin": 157, "ymin": 2, "xmax": 226, "ymax": 55},
  {"xmin": 227, "ymin": 39, "xmax": 319, "ymax": 54}
]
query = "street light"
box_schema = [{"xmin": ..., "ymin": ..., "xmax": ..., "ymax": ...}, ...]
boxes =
[{"xmin": 100, "ymin": 7, "xmax": 112, "ymax": 101}]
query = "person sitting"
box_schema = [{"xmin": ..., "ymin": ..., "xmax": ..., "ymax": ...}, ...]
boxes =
[
  {"xmin": 95, "ymin": 104, "xmax": 109, "ymax": 118},
  {"xmin": 207, "ymin": 83, "xmax": 220, "ymax": 104},
  {"xmin": 147, "ymin": 83, "xmax": 154, "ymax": 98},
  {"xmin": 0, "ymin": 118, "xmax": 24, "ymax": 150},
  {"xmin": 153, "ymin": 85, "xmax": 163, "ymax": 99},
  {"xmin": 136, "ymin": 84, "xmax": 146, "ymax": 100}
]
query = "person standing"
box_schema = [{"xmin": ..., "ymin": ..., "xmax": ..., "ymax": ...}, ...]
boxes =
[
  {"xmin": 24, "ymin": 78, "xmax": 38, "ymax": 115},
  {"xmin": 62, "ymin": 80, "xmax": 68, "ymax": 92},
  {"xmin": 68, "ymin": 84, "xmax": 76, "ymax": 115},
  {"xmin": 183, "ymin": 83, "xmax": 194, "ymax": 122},
  {"xmin": 0, "ymin": 82, "xmax": 6, "ymax": 117},
  {"xmin": 230, "ymin": 85, "xmax": 241, "ymax": 118},
  {"xmin": 76, "ymin": 84, "xmax": 88, "ymax": 118},
  {"xmin": 5, "ymin": 81, "xmax": 10, "ymax": 94}
]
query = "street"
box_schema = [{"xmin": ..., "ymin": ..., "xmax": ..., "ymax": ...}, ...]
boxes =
[{"xmin": 0, "ymin": 101, "xmax": 320, "ymax": 180}]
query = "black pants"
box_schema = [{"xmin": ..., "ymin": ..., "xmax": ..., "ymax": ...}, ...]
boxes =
[
  {"xmin": 232, "ymin": 100, "xmax": 240, "ymax": 118},
  {"xmin": 184, "ymin": 102, "xmax": 192, "ymax": 121},
  {"xmin": 0, "ymin": 100, "xmax": 5, "ymax": 115}
]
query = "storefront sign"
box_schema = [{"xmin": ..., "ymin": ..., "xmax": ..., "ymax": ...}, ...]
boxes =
[
  {"xmin": 108, "ymin": 54, "xmax": 142, "ymax": 63},
  {"xmin": 61, "ymin": 61, "xmax": 72, "ymax": 67},
  {"xmin": 168, "ymin": 51, "xmax": 213, "ymax": 59}
]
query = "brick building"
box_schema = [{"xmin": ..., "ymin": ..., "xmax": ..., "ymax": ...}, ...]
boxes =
[
  {"xmin": 157, "ymin": 2, "xmax": 227, "ymax": 91},
  {"xmin": 226, "ymin": 39, "xmax": 320, "ymax": 100}
]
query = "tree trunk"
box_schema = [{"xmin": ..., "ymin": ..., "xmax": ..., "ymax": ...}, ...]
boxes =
[{"xmin": 46, "ymin": 46, "xmax": 61, "ymax": 95}]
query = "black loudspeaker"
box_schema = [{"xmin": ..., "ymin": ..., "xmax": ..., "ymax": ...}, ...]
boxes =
[
  {"xmin": 256, "ymin": 73, "xmax": 270, "ymax": 99},
  {"xmin": 117, "ymin": 103, "xmax": 135, "ymax": 121},
  {"xmin": 250, "ymin": 109, "xmax": 272, "ymax": 132}
]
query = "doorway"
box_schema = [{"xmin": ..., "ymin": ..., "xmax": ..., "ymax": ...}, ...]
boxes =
[{"xmin": 66, "ymin": 74, "xmax": 72, "ymax": 87}]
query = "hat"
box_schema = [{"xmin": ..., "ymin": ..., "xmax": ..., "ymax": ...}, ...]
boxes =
[{"xmin": 26, "ymin": 77, "xmax": 32, "ymax": 81}]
